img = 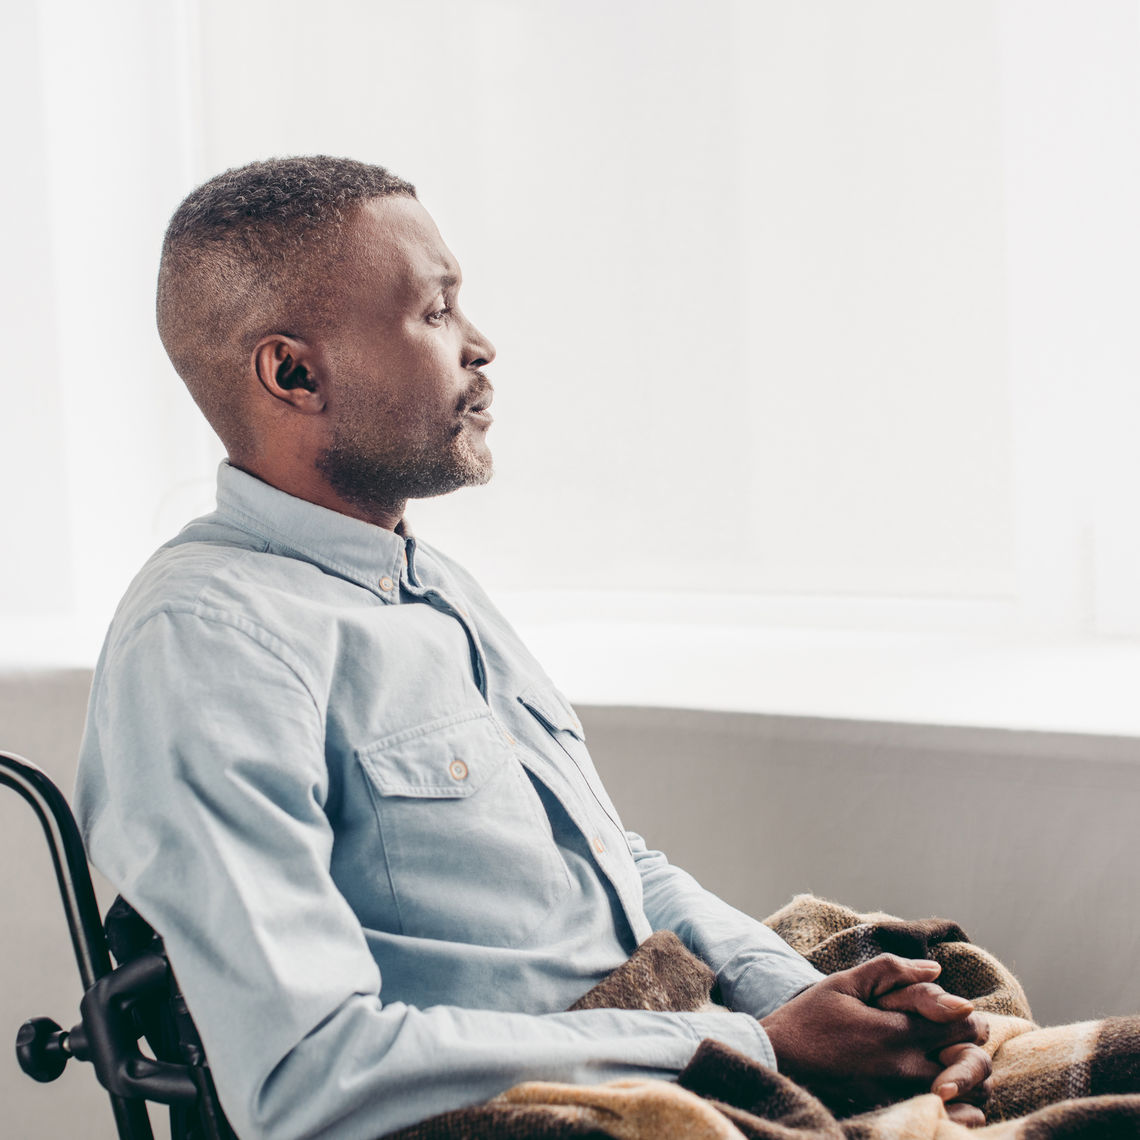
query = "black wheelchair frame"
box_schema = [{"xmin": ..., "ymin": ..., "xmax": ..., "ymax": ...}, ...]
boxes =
[{"xmin": 1, "ymin": 750, "xmax": 237, "ymax": 1140}]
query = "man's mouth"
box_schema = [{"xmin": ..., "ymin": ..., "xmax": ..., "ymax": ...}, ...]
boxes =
[{"xmin": 466, "ymin": 383, "xmax": 494, "ymax": 416}]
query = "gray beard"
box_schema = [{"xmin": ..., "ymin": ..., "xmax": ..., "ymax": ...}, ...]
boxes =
[{"xmin": 314, "ymin": 432, "xmax": 492, "ymax": 516}]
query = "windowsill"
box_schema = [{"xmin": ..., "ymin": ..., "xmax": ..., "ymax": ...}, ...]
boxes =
[
  {"xmin": 505, "ymin": 611, "xmax": 1140, "ymax": 739},
  {"xmin": 8, "ymin": 601, "xmax": 1140, "ymax": 740}
]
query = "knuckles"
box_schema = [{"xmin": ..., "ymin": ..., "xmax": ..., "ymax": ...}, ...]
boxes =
[
  {"xmin": 965, "ymin": 1013, "xmax": 991, "ymax": 1047},
  {"xmin": 937, "ymin": 1012, "xmax": 990, "ymax": 1048}
]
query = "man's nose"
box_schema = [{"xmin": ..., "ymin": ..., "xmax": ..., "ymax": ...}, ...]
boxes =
[{"xmin": 464, "ymin": 319, "xmax": 496, "ymax": 370}]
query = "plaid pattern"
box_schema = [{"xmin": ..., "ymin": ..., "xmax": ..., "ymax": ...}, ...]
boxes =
[{"xmin": 387, "ymin": 897, "xmax": 1140, "ymax": 1139}]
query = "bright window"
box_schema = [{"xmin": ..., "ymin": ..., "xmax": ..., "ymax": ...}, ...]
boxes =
[{"xmin": 6, "ymin": 0, "xmax": 1140, "ymax": 733}]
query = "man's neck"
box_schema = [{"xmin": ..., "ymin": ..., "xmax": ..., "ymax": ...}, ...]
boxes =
[{"xmin": 228, "ymin": 457, "xmax": 407, "ymax": 532}]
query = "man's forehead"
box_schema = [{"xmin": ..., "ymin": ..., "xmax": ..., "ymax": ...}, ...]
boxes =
[{"xmin": 352, "ymin": 196, "xmax": 459, "ymax": 288}]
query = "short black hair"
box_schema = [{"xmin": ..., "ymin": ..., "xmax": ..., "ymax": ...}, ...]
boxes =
[
  {"xmin": 156, "ymin": 155, "xmax": 416, "ymax": 455},
  {"xmin": 161, "ymin": 155, "xmax": 416, "ymax": 264}
]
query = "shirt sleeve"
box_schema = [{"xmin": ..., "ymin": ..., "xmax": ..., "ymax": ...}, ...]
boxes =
[
  {"xmin": 75, "ymin": 609, "xmax": 776, "ymax": 1140},
  {"xmin": 628, "ymin": 831, "xmax": 825, "ymax": 1019}
]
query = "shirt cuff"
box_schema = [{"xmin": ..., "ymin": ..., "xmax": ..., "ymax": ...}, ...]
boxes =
[
  {"xmin": 679, "ymin": 1010, "xmax": 778, "ymax": 1072},
  {"xmin": 727, "ymin": 961, "xmax": 826, "ymax": 1021}
]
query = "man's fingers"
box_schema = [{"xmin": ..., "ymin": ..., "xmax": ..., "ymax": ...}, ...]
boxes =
[
  {"xmin": 763, "ymin": 961, "xmax": 991, "ymax": 1118},
  {"xmin": 945, "ymin": 1102, "xmax": 987, "ymax": 1128},
  {"xmin": 911, "ymin": 1010, "xmax": 990, "ymax": 1054},
  {"xmin": 843, "ymin": 953, "xmax": 942, "ymax": 1000},
  {"xmin": 877, "ymin": 981, "xmax": 974, "ymax": 1023},
  {"xmin": 934, "ymin": 1042, "xmax": 993, "ymax": 1103}
]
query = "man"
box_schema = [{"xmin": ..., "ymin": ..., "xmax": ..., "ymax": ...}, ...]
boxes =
[{"xmin": 75, "ymin": 156, "xmax": 990, "ymax": 1139}]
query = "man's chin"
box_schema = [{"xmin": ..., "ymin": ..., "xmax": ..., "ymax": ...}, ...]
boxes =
[
  {"xmin": 410, "ymin": 451, "xmax": 493, "ymax": 501},
  {"xmin": 467, "ymin": 456, "xmax": 494, "ymax": 487},
  {"xmin": 454, "ymin": 440, "xmax": 494, "ymax": 487},
  {"xmin": 450, "ymin": 462, "xmax": 494, "ymax": 494},
  {"xmin": 315, "ymin": 436, "xmax": 493, "ymax": 507}
]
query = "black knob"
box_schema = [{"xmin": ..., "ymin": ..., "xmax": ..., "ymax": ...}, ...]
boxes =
[{"xmin": 15, "ymin": 1016, "xmax": 70, "ymax": 1083}]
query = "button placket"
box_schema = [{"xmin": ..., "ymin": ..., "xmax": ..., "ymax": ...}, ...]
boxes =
[
  {"xmin": 510, "ymin": 736, "xmax": 644, "ymax": 940},
  {"xmin": 414, "ymin": 587, "xmax": 489, "ymax": 700}
]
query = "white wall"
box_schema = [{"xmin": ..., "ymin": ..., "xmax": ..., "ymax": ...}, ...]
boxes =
[
  {"xmin": 190, "ymin": 0, "xmax": 1016, "ymax": 600},
  {"xmin": 3, "ymin": 0, "xmax": 223, "ymax": 666},
  {"xmin": 5, "ymin": 0, "xmax": 1140, "ymax": 730}
]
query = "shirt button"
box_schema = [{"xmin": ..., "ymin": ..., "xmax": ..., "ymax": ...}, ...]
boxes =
[
  {"xmin": 379, "ymin": 576, "xmax": 395, "ymax": 592},
  {"xmin": 592, "ymin": 837, "xmax": 606, "ymax": 856},
  {"xmin": 449, "ymin": 759, "xmax": 469, "ymax": 782}
]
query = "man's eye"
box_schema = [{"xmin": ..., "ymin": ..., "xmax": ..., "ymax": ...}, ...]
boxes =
[{"xmin": 426, "ymin": 306, "xmax": 451, "ymax": 324}]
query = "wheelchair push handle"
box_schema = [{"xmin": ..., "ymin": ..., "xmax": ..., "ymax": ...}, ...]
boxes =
[
  {"xmin": 0, "ymin": 750, "xmax": 112, "ymax": 991},
  {"xmin": 2, "ymin": 750, "xmax": 229, "ymax": 1138}
]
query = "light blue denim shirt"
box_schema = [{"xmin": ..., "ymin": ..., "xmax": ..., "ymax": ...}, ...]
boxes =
[{"xmin": 75, "ymin": 462, "xmax": 824, "ymax": 1140}]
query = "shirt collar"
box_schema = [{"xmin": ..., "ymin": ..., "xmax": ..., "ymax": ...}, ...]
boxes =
[{"xmin": 213, "ymin": 461, "xmax": 409, "ymax": 602}]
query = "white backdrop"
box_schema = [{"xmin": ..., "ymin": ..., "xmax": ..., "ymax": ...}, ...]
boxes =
[{"xmin": 6, "ymin": 0, "xmax": 1140, "ymax": 729}]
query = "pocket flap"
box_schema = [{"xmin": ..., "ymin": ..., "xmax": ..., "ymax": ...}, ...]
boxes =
[
  {"xmin": 518, "ymin": 683, "xmax": 585, "ymax": 740},
  {"xmin": 356, "ymin": 707, "xmax": 506, "ymax": 797}
]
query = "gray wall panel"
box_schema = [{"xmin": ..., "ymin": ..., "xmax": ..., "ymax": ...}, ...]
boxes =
[
  {"xmin": 2, "ymin": 673, "xmax": 1137, "ymax": 1138},
  {"xmin": 580, "ymin": 705, "xmax": 1140, "ymax": 1026}
]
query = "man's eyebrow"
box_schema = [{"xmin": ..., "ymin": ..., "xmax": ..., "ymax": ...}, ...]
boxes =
[{"xmin": 415, "ymin": 272, "xmax": 460, "ymax": 300}]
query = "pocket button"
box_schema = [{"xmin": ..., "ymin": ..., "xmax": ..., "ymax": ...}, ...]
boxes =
[{"xmin": 448, "ymin": 759, "xmax": 469, "ymax": 782}]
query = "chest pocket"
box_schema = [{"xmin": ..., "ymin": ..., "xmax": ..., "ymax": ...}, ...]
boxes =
[
  {"xmin": 356, "ymin": 706, "xmax": 571, "ymax": 949},
  {"xmin": 517, "ymin": 683, "xmax": 629, "ymax": 842}
]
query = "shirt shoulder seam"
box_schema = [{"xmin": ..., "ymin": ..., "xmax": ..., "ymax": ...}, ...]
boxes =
[{"xmin": 115, "ymin": 603, "xmax": 326, "ymax": 728}]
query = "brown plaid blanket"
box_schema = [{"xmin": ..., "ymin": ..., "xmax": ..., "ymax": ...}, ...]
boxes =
[{"xmin": 389, "ymin": 895, "xmax": 1140, "ymax": 1139}]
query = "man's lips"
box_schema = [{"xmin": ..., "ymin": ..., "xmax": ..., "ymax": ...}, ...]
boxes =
[
  {"xmin": 467, "ymin": 387, "xmax": 493, "ymax": 414},
  {"xmin": 465, "ymin": 386, "xmax": 494, "ymax": 419}
]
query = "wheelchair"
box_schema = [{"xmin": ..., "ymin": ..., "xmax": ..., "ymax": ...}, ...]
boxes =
[{"xmin": 1, "ymin": 750, "xmax": 237, "ymax": 1140}]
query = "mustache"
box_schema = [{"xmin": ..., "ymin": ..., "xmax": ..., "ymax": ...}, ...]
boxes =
[{"xmin": 462, "ymin": 372, "xmax": 494, "ymax": 412}]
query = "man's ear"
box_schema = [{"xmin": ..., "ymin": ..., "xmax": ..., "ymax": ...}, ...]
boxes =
[{"xmin": 252, "ymin": 335, "xmax": 326, "ymax": 412}]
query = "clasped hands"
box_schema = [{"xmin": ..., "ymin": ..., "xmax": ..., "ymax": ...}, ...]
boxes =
[{"xmin": 760, "ymin": 955, "xmax": 993, "ymax": 1127}]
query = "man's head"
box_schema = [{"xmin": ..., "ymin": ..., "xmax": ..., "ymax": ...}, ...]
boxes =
[{"xmin": 157, "ymin": 155, "xmax": 496, "ymax": 528}]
